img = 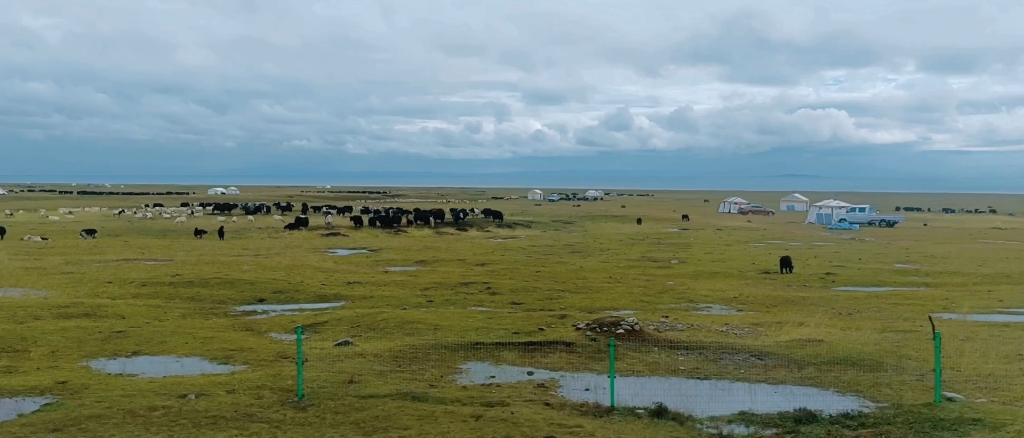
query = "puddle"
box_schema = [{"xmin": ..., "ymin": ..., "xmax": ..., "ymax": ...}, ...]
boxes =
[
  {"xmin": 932, "ymin": 313, "xmax": 1024, "ymax": 323},
  {"xmin": 833, "ymin": 287, "xmax": 926, "ymax": 292},
  {"xmin": 327, "ymin": 249, "xmax": 372, "ymax": 256},
  {"xmin": 385, "ymin": 267, "xmax": 420, "ymax": 271},
  {"xmin": 470, "ymin": 307, "xmax": 493, "ymax": 311},
  {"xmin": 811, "ymin": 242, "xmax": 835, "ymax": 245},
  {"xmin": 489, "ymin": 237, "xmax": 525, "ymax": 242},
  {"xmin": 0, "ymin": 397, "xmax": 56, "ymax": 423},
  {"xmin": 0, "ymin": 288, "xmax": 47, "ymax": 298},
  {"xmin": 269, "ymin": 333, "xmax": 308, "ymax": 341},
  {"xmin": 979, "ymin": 240, "xmax": 1021, "ymax": 244},
  {"xmin": 689, "ymin": 304, "xmax": 746, "ymax": 315},
  {"xmin": 83, "ymin": 356, "xmax": 247, "ymax": 378},
  {"xmin": 894, "ymin": 264, "xmax": 918, "ymax": 269},
  {"xmin": 668, "ymin": 228, "xmax": 690, "ymax": 232},
  {"xmin": 456, "ymin": 362, "xmax": 875, "ymax": 418},
  {"xmin": 234, "ymin": 302, "xmax": 345, "ymax": 319}
]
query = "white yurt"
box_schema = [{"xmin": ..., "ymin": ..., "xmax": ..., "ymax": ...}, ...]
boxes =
[
  {"xmin": 780, "ymin": 193, "xmax": 810, "ymax": 212},
  {"xmin": 207, "ymin": 188, "xmax": 227, "ymax": 195},
  {"xmin": 718, "ymin": 197, "xmax": 749, "ymax": 213},
  {"xmin": 805, "ymin": 199, "xmax": 853, "ymax": 225},
  {"xmin": 226, "ymin": 187, "xmax": 241, "ymax": 195},
  {"xmin": 527, "ymin": 189, "xmax": 544, "ymax": 201}
]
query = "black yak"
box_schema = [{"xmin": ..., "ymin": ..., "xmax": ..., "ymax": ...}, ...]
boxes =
[{"xmin": 779, "ymin": 255, "xmax": 794, "ymax": 274}]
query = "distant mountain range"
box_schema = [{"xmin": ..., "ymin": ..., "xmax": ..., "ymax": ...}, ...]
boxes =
[{"xmin": 767, "ymin": 174, "xmax": 825, "ymax": 179}]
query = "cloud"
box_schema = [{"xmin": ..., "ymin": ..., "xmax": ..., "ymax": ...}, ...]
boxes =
[{"xmin": 1, "ymin": 0, "xmax": 1024, "ymax": 179}]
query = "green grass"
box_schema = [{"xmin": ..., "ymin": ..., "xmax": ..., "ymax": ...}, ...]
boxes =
[{"xmin": 1, "ymin": 186, "xmax": 1023, "ymax": 437}]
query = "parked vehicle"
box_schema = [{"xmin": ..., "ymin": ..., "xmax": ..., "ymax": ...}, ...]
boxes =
[
  {"xmin": 738, "ymin": 204, "xmax": 776, "ymax": 216},
  {"xmin": 836, "ymin": 205, "xmax": 905, "ymax": 228}
]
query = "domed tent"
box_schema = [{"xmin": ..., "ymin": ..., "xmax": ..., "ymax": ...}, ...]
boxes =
[
  {"xmin": 805, "ymin": 199, "xmax": 853, "ymax": 225},
  {"xmin": 226, "ymin": 187, "xmax": 241, "ymax": 195},
  {"xmin": 780, "ymin": 193, "xmax": 810, "ymax": 212},
  {"xmin": 718, "ymin": 197, "xmax": 748, "ymax": 213},
  {"xmin": 207, "ymin": 188, "xmax": 227, "ymax": 195},
  {"xmin": 527, "ymin": 189, "xmax": 544, "ymax": 201}
]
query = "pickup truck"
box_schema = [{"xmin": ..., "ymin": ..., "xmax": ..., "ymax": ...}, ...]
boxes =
[{"xmin": 836, "ymin": 205, "xmax": 906, "ymax": 228}]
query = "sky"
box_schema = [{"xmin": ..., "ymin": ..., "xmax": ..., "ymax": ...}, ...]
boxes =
[{"xmin": 3, "ymin": 1, "xmax": 1024, "ymax": 191}]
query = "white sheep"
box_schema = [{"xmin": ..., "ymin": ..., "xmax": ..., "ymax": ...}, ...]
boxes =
[
  {"xmin": 48, "ymin": 216, "xmax": 60, "ymax": 221},
  {"xmin": 145, "ymin": 213, "xmax": 154, "ymax": 219},
  {"xmin": 174, "ymin": 216, "xmax": 187, "ymax": 225},
  {"xmin": 39, "ymin": 210, "xmax": 47, "ymax": 218},
  {"xmin": 134, "ymin": 213, "xmax": 145, "ymax": 218},
  {"xmin": 162, "ymin": 213, "xmax": 172, "ymax": 219},
  {"xmin": 247, "ymin": 216, "xmax": 255, "ymax": 223},
  {"xmin": 272, "ymin": 215, "xmax": 284, "ymax": 222},
  {"xmin": 64, "ymin": 214, "xmax": 75, "ymax": 219},
  {"xmin": 217, "ymin": 217, "xmax": 226, "ymax": 222},
  {"xmin": 232, "ymin": 217, "xmax": 237, "ymax": 222},
  {"xmin": 3, "ymin": 210, "xmax": 13, "ymax": 218}
]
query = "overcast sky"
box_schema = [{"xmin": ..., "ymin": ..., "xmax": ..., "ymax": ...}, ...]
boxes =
[{"xmin": 3, "ymin": 1, "xmax": 1024, "ymax": 190}]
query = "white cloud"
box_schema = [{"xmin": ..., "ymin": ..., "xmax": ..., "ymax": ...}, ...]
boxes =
[{"xmin": 2, "ymin": 0, "xmax": 1024, "ymax": 163}]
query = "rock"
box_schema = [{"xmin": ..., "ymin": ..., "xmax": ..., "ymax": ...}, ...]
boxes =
[
  {"xmin": 333, "ymin": 338, "xmax": 355, "ymax": 347},
  {"xmin": 942, "ymin": 392, "xmax": 966, "ymax": 402},
  {"xmin": 615, "ymin": 329, "xmax": 625, "ymax": 334},
  {"xmin": 670, "ymin": 260, "xmax": 679, "ymax": 264},
  {"xmin": 538, "ymin": 327, "xmax": 546, "ymax": 331},
  {"xmin": 633, "ymin": 325, "xmax": 641, "ymax": 331},
  {"xmin": 400, "ymin": 306, "xmax": 409, "ymax": 310},
  {"xmin": 622, "ymin": 325, "xmax": 632, "ymax": 330},
  {"xmin": 186, "ymin": 394, "xmax": 196, "ymax": 400},
  {"xmin": 585, "ymin": 331, "xmax": 592, "ymax": 336}
]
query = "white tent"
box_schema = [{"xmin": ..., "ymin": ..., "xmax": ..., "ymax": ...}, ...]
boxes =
[
  {"xmin": 527, "ymin": 189, "xmax": 544, "ymax": 201},
  {"xmin": 0, "ymin": 188, "xmax": 7, "ymax": 195},
  {"xmin": 780, "ymin": 193, "xmax": 810, "ymax": 212},
  {"xmin": 207, "ymin": 188, "xmax": 227, "ymax": 195},
  {"xmin": 718, "ymin": 197, "xmax": 749, "ymax": 213},
  {"xmin": 226, "ymin": 187, "xmax": 241, "ymax": 195},
  {"xmin": 805, "ymin": 199, "xmax": 853, "ymax": 225}
]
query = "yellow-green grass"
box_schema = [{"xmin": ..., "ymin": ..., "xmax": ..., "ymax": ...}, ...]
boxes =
[{"xmin": 1, "ymin": 186, "xmax": 1023, "ymax": 437}]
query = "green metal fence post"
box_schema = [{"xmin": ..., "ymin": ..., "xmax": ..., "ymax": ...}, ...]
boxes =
[
  {"xmin": 933, "ymin": 331, "xmax": 942, "ymax": 404},
  {"xmin": 608, "ymin": 338, "xmax": 616, "ymax": 408},
  {"xmin": 296, "ymin": 325, "xmax": 305, "ymax": 401}
]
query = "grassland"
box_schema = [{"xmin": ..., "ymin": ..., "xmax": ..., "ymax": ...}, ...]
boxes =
[{"xmin": 1, "ymin": 185, "xmax": 1023, "ymax": 437}]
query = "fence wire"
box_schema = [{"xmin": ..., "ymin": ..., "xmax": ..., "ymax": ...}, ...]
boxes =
[{"xmin": 295, "ymin": 322, "xmax": 1024, "ymax": 416}]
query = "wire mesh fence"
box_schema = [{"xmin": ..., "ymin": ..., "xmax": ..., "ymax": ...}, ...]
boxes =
[{"xmin": 292, "ymin": 319, "xmax": 1024, "ymax": 417}]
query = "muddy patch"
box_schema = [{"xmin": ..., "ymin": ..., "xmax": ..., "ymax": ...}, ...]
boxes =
[
  {"xmin": 932, "ymin": 313, "xmax": 1024, "ymax": 323},
  {"xmin": 456, "ymin": 362, "xmax": 875, "ymax": 417},
  {"xmin": 326, "ymin": 249, "xmax": 372, "ymax": 256},
  {"xmin": 834, "ymin": 287, "xmax": 927, "ymax": 292},
  {"xmin": 0, "ymin": 288, "xmax": 47, "ymax": 298},
  {"xmin": 234, "ymin": 302, "xmax": 345, "ymax": 319},
  {"xmin": 0, "ymin": 397, "xmax": 56, "ymax": 423},
  {"xmin": 83, "ymin": 356, "xmax": 247, "ymax": 378}
]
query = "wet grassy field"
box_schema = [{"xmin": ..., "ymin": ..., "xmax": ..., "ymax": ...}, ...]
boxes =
[{"xmin": 1, "ymin": 186, "xmax": 1023, "ymax": 437}]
